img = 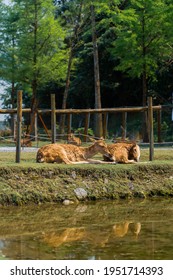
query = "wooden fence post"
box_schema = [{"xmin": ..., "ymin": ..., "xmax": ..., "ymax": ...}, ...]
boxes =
[
  {"xmin": 13, "ymin": 114, "xmax": 17, "ymax": 140},
  {"xmin": 84, "ymin": 113, "xmax": 90, "ymax": 142},
  {"xmin": 67, "ymin": 114, "xmax": 72, "ymax": 136},
  {"xmin": 103, "ymin": 113, "xmax": 108, "ymax": 139},
  {"xmin": 148, "ymin": 96, "xmax": 154, "ymax": 161},
  {"xmin": 16, "ymin": 90, "xmax": 22, "ymax": 163},
  {"xmin": 122, "ymin": 112, "xmax": 127, "ymax": 140},
  {"xmin": 34, "ymin": 112, "xmax": 38, "ymax": 143},
  {"xmin": 51, "ymin": 94, "xmax": 56, "ymax": 143}
]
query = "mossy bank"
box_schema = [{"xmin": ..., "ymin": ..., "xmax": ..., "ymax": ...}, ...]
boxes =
[{"xmin": 1, "ymin": 162, "xmax": 173, "ymax": 206}]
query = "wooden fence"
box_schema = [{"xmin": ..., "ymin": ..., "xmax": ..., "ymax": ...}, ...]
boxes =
[{"xmin": 0, "ymin": 90, "xmax": 171, "ymax": 163}]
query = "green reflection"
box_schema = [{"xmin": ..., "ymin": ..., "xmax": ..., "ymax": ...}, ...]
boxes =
[{"xmin": 0, "ymin": 199, "xmax": 173, "ymax": 260}]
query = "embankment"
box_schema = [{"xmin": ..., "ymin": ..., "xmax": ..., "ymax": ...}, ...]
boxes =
[{"xmin": 0, "ymin": 163, "xmax": 173, "ymax": 206}]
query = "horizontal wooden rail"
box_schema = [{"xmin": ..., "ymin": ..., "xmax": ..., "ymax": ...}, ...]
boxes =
[
  {"xmin": 38, "ymin": 106, "xmax": 162, "ymax": 114},
  {"xmin": 0, "ymin": 108, "xmax": 31, "ymax": 114},
  {"xmin": 0, "ymin": 105, "xmax": 163, "ymax": 115}
]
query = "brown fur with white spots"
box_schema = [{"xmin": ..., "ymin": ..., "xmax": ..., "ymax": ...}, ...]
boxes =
[
  {"xmin": 67, "ymin": 133, "xmax": 81, "ymax": 146},
  {"xmin": 103, "ymin": 142, "xmax": 140, "ymax": 163},
  {"xmin": 36, "ymin": 139, "xmax": 115, "ymax": 164},
  {"xmin": 21, "ymin": 137, "xmax": 32, "ymax": 147},
  {"xmin": 14, "ymin": 135, "xmax": 32, "ymax": 147}
]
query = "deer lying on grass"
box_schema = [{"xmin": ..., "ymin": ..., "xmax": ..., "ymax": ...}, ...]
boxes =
[
  {"xmin": 14, "ymin": 134, "xmax": 32, "ymax": 147},
  {"xmin": 67, "ymin": 133, "xmax": 81, "ymax": 146},
  {"xmin": 103, "ymin": 141, "xmax": 140, "ymax": 164},
  {"xmin": 36, "ymin": 139, "xmax": 115, "ymax": 164},
  {"xmin": 21, "ymin": 137, "xmax": 32, "ymax": 147}
]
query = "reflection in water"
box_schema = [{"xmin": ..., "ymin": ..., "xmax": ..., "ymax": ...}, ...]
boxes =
[
  {"xmin": 42, "ymin": 221, "xmax": 141, "ymax": 248},
  {"xmin": 0, "ymin": 199, "xmax": 173, "ymax": 260},
  {"xmin": 113, "ymin": 222, "xmax": 141, "ymax": 238}
]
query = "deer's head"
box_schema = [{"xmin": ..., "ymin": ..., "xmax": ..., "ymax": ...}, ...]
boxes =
[
  {"xmin": 92, "ymin": 139, "xmax": 115, "ymax": 161},
  {"xmin": 36, "ymin": 150, "xmax": 45, "ymax": 163},
  {"xmin": 67, "ymin": 133, "xmax": 81, "ymax": 146},
  {"xmin": 129, "ymin": 144, "xmax": 140, "ymax": 162}
]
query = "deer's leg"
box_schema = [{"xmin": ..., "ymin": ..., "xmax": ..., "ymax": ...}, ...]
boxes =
[
  {"xmin": 86, "ymin": 159, "xmax": 117, "ymax": 164},
  {"xmin": 56, "ymin": 154, "xmax": 73, "ymax": 164},
  {"xmin": 125, "ymin": 159, "xmax": 137, "ymax": 164}
]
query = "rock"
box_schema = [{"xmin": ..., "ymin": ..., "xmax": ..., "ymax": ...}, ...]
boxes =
[
  {"xmin": 62, "ymin": 199, "xmax": 74, "ymax": 206},
  {"xmin": 74, "ymin": 188, "xmax": 88, "ymax": 200}
]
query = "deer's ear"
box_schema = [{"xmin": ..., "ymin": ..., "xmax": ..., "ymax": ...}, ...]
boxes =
[{"xmin": 99, "ymin": 136, "xmax": 104, "ymax": 140}]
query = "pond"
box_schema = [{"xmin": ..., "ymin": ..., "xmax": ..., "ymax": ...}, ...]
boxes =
[{"xmin": 0, "ymin": 198, "xmax": 173, "ymax": 260}]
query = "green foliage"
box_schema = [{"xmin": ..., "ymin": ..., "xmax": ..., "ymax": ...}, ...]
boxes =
[
  {"xmin": 14, "ymin": 0, "xmax": 67, "ymax": 86},
  {"xmin": 0, "ymin": 4, "xmax": 20, "ymax": 83},
  {"xmin": 111, "ymin": 0, "xmax": 172, "ymax": 81},
  {"xmin": 74, "ymin": 127, "xmax": 94, "ymax": 136},
  {"xmin": 0, "ymin": 0, "xmax": 68, "ymax": 109},
  {"xmin": 0, "ymin": 0, "xmax": 173, "ymax": 143}
]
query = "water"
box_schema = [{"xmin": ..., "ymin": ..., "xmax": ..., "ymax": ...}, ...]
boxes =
[{"xmin": 0, "ymin": 198, "xmax": 173, "ymax": 260}]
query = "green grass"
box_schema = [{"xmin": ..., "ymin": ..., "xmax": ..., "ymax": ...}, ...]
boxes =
[{"xmin": 0, "ymin": 147, "xmax": 172, "ymax": 168}]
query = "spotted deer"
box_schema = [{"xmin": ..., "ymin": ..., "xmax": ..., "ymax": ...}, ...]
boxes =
[
  {"xmin": 103, "ymin": 141, "xmax": 140, "ymax": 163},
  {"xmin": 36, "ymin": 139, "xmax": 115, "ymax": 164},
  {"xmin": 67, "ymin": 133, "xmax": 81, "ymax": 146},
  {"xmin": 14, "ymin": 134, "xmax": 32, "ymax": 147},
  {"xmin": 21, "ymin": 137, "xmax": 32, "ymax": 147}
]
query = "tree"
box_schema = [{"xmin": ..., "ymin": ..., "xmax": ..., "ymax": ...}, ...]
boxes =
[
  {"xmin": 0, "ymin": 2, "xmax": 22, "ymax": 133},
  {"xmin": 110, "ymin": 0, "xmax": 172, "ymax": 141},
  {"xmin": 7, "ymin": 0, "xmax": 67, "ymax": 136},
  {"xmin": 55, "ymin": 0, "xmax": 84, "ymax": 134},
  {"xmin": 55, "ymin": 0, "xmax": 106, "ymax": 137},
  {"xmin": 68, "ymin": 0, "xmax": 122, "ymax": 137},
  {"xmin": 90, "ymin": 3, "xmax": 103, "ymax": 138}
]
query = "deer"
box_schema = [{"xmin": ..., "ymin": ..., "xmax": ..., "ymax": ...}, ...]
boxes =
[
  {"xmin": 14, "ymin": 133, "xmax": 32, "ymax": 147},
  {"xmin": 36, "ymin": 138, "xmax": 115, "ymax": 164},
  {"xmin": 67, "ymin": 133, "xmax": 81, "ymax": 146},
  {"xmin": 103, "ymin": 141, "xmax": 140, "ymax": 164},
  {"xmin": 21, "ymin": 136, "xmax": 32, "ymax": 147}
]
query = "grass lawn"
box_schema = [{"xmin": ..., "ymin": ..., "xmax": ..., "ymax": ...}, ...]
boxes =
[{"xmin": 0, "ymin": 145, "xmax": 172, "ymax": 168}]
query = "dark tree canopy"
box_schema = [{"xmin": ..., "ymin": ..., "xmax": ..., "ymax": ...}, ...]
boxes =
[{"xmin": 0, "ymin": 0, "xmax": 173, "ymax": 140}]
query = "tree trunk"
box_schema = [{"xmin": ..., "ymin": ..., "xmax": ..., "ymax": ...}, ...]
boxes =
[
  {"xmin": 11, "ymin": 35, "xmax": 16, "ymax": 137},
  {"xmin": 142, "ymin": 70, "xmax": 149, "ymax": 142},
  {"xmin": 30, "ymin": 0, "xmax": 38, "ymax": 140},
  {"xmin": 59, "ymin": 1, "xmax": 83, "ymax": 136},
  {"xmin": 141, "ymin": 10, "xmax": 149, "ymax": 142},
  {"xmin": 11, "ymin": 81, "xmax": 15, "ymax": 137},
  {"xmin": 91, "ymin": 4, "xmax": 103, "ymax": 138},
  {"xmin": 59, "ymin": 47, "xmax": 73, "ymax": 135},
  {"xmin": 30, "ymin": 79, "xmax": 38, "ymax": 139}
]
